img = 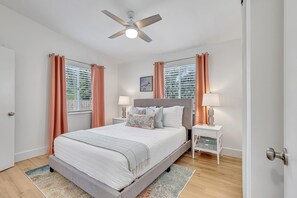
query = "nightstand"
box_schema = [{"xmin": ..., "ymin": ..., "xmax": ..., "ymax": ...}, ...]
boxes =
[
  {"xmin": 112, "ymin": 117, "xmax": 127, "ymax": 124},
  {"xmin": 192, "ymin": 124, "xmax": 223, "ymax": 165}
]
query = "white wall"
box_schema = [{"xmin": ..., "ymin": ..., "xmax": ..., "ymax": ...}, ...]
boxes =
[
  {"xmin": 0, "ymin": 4, "xmax": 119, "ymax": 162},
  {"xmin": 68, "ymin": 112, "xmax": 92, "ymax": 132},
  {"xmin": 118, "ymin": 39, "xmax": 242, "ymax": 158}
]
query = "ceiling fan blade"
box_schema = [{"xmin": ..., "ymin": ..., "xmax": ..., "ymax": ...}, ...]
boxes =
[
  {"xmin": 108, "ymin": 29, "xmax": 126, "ymax": 39},
  {"xmin": 138, "ymin": 30, "xmax": 152, "ymax": 43},
  {"xmin": 102, "ymin": 10, "xmax": 128, "ymax": 26},
  {"xmin": 135, "ymin": 14, "xmax": 162, "ymax": 28}
]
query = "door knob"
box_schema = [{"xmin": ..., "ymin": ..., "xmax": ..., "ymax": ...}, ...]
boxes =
[
  {"xmin": 8, "ymin": 112, "xmax": 15, "ymax": 116},
  {"xmin": 266, "ymin": 147, "xmax": 288, "ymax": 165}
]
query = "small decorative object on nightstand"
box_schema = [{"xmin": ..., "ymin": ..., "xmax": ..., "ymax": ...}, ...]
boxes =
[
  {"xmin": 192, "ymin": 124, "xmax": 223, "ymax": 165},
  {"xmin": 202, "ymin": 93, "xmax": 220, "ymax": 126},
  {"xmin": 112, "ymin": 117, "xmax": 127, "ymax": 125},
  {"xmin": 118, "ymin": 96, "xmax": 130, "ymax": 118}
]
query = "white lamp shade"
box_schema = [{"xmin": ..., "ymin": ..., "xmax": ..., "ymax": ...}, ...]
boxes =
[
  {"xmin": 202, "ymin": 93, "xmax": 220, "ymax": 107},
  {"xmin": 118, "ymin": 96, "xmax": 130, "ymax": 105}
]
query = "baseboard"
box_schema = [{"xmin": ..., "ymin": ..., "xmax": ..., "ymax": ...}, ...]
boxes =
[
  {"xmin": 13, "ymin": 145, "xmax": 242, "ymax": 162},
  {"xmin": 222, "ymin": 147, "xmax": 242, "ymax": 158},
  {"xmin": 15, "ymin": 146, "xmax": 48, "ymax": 162}
]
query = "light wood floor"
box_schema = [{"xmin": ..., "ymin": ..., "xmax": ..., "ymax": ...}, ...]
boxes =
[
  {"xmin": 177, "ymin": 152, "xmax": 242, "ymax": 198},
  {"xmin": 0, "ymin": 152, "xmax": 242, "ymax": 198}
]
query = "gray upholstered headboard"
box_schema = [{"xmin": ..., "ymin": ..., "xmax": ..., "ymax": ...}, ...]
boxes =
[{"xmin": 134, "ymin": 99, "xmax": 193, "ymax": 130}]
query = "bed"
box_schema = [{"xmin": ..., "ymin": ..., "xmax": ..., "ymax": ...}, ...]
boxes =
[{"xmin": 49, "ymin": 99, "xmax": 192, "ymax": 198}]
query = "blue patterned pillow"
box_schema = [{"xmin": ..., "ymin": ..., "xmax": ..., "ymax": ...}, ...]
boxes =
[
  {"xmin": 126, "ymin": 114, "xmax": 155, "ymax": 129},
  {"xmin": 146, "ymin": 107, "xmax": 164, "ymax": 128}
]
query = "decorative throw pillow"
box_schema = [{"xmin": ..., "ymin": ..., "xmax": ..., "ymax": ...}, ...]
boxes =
[
  {"xmin": 129, "ymin": 107, "xmax": 146, "ymax": 115},
  {"xmin": 146, "ymin": 107, "xmax": 164, "ymax": 128},
  {"xmin": 126, "ymin": 114, "xmax": 155, "ymax": 129}
]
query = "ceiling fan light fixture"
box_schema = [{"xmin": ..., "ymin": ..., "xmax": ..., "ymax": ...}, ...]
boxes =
[
  {"xmin": 125, "ymin": 27, "xmax": 138, "ymax": 39},
  {"xmin": 102, "ymin": 10, "xmax": 161, "ymax": 42}
]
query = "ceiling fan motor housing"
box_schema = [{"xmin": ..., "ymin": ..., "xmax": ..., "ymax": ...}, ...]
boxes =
[
  {"xmin": 127, "ymin": 10, "xmax": 135, "ymax": 20},
  {"xmin": 127, "ymin": 20, "xmax": 136, "ymax": 28}
]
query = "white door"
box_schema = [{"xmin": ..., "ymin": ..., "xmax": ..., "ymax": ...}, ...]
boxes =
[
  {"xmin": 244, "ymin": 0, "xmax": 284, "ymax": 197},
  {"xmin": 284, "ymin": 0, "xmax": 297, "ymax": 197},
  {"xmin": 0, "ymin": 46, "xmax": 15, "ymax": 171},
  {"xmin": 245, "ymin": 0, "xmax": 297, "ymax": 197}
]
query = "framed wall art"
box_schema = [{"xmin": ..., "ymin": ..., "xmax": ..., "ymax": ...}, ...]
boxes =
[{"xmin": 140, "ymin": 76, "xmax": 153, "ymax": 92}]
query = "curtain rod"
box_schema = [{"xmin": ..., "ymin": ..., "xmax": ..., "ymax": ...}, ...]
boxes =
[
  {"xmin": 164, "ymin": 56, "xmax": 195, "ymax": 64},
  {"xmin": 49, "ymin": 54, "xmax": 106, "ymax": 69}
]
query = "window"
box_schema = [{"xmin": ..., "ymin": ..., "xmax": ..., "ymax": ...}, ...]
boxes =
[
  {"xmin": 65, "ymin": 65, "xmax": 92, "ymax": 112},
  {"xmin": 164, "ymin": 64, "xmax": 196, "ymax": 100}
]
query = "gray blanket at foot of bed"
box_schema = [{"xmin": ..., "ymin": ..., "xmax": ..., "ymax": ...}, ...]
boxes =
[{"xmin": 61, "ymin": 131, "xmax": 150, "ymax": 172}]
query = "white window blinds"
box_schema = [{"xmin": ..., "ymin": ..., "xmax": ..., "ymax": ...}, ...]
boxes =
[
  {"xmin": 164, "ymin": 64, "xmax": 196, "ymax": 99},
  {"xmin": 65, "ymin": 65, "xmax": 92, "ymax": 112}
]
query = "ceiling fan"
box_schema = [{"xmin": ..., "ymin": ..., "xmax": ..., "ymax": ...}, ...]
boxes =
[{"xmin": 102, "ymin": 10, "xmax": 162, "ymax": 43}]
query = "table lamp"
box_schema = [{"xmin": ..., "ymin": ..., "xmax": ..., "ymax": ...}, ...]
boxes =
[
  {"xmin": 118, "ymin": 96, "xmax": 130, "ymax": 118},
  {"xmin": 202, "ymin": 93, "xmax": 220, "ymax": 126}
]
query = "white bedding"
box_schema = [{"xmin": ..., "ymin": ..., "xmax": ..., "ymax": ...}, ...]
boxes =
[{"xmin": 54, "ymin": 123, "xmax": 186, "ymax": 190}]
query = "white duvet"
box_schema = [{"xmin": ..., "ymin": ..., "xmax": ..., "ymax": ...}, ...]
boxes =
[{"xmin": 54, "ymin": 123, "xmax": 186, "ymax": 190}]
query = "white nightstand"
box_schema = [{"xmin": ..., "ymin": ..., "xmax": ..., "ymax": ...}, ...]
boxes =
[
  {"xmin": 112, "ymin": 117, "xmax": 127, "ymax": 124},
  {"xmin": 192, "ymin": 124, "xmax": 223, "ymax": 165}
]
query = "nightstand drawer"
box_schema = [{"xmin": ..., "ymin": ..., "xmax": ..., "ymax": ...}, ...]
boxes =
[
  {"xmin": 199, "ymin": 137, "xmax": 217, "ymax": 145},
  {"xmin": 197, "ymin": 142, "xmax": 217, "ymax": 151},
  {"xmin": 193, "ymin": 129, "xmax": 217, "ymax": 138}
]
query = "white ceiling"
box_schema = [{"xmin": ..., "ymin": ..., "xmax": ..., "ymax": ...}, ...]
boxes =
[{"xmin": 0, "ymin": 0, "xmax": 241, "ymax": 63}]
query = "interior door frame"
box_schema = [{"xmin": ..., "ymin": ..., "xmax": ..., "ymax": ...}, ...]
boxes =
[{"xmin": 242, "ymin": 0, "xmax": 251, "ymax": 197}]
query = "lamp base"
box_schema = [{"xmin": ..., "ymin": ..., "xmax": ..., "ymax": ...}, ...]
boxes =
[
  {"xmin": 208, "ymin": 107, "xmax": 215, "ymax": 126},
  {"xmin": 122, "ymin": 106, "xmax": 127, "ymax": 118}
]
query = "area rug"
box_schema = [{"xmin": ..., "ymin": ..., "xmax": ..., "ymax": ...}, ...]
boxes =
[{"xmin": 25, "ymin": 164, "xmax": 195, "ymax": 198}]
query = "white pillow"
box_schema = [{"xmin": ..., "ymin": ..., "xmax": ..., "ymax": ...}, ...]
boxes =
[
  {"xmin": 163, "ymin": 106, "xmax": 181, "ymax": 128},
  {"xmin": 178, "ymin": 106, "xmax": 184, "ymax": 127}
]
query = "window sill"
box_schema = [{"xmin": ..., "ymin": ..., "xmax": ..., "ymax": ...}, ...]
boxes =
[{"xmin": 68, "ymin": 111, "xmax": 92, "ymax": 115}]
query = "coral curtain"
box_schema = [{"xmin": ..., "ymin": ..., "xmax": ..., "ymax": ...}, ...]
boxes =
[
  {"xmin": 91, "ymin": 65, "xmax": 105, "ymax": 128},
  {"xmin": 195, "ymin": 53, "xmax": 210, "ymax": 125},
  {"xmin": 48, "ymin": 54, "xmax": 68, "ymax": 155},
  {"xmin": 153, "ymin": 62, "xmax": 165, "ymax": 99}
]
